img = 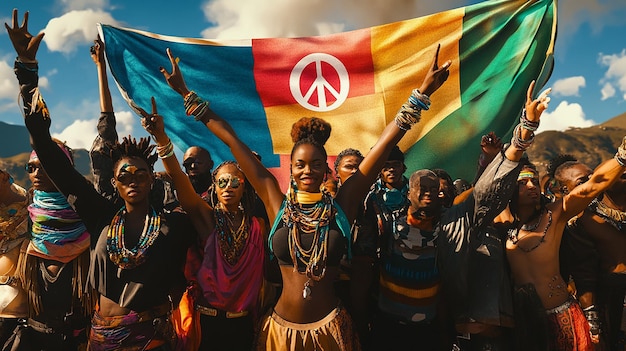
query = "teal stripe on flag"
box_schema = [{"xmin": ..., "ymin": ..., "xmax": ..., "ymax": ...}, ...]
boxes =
[{"xmin": 100, "ymin": 25, "xmax": 279, "ymax": 167}]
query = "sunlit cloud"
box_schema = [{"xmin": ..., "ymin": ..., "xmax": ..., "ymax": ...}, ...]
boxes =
[
  {"xmin": 551, "ymin": 76, "xmax": 585, "ymax": 97},
  {"xmin": 43, "ymin": 9, "xmax": 120, "ymax": 54},
  {"xmin": 200, "ymin": 0, "xmax": 467, "ymax": 39},
  {"xmin": 599, "ymin": 49, "xmax": 626, "ymax": 101},
  {"xmin": 537, "ymin": 101, "xmax": 596, "ymax": 134}
]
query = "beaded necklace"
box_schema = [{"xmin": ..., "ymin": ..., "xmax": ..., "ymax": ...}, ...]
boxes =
[
  {"xmin": 508, "ymin": 209, "xmax": 552, "ymax": 253},
  {"xmin": 107, "ymin": 206, "xmax": 161, "ymax": 269},
  {"xmin": 283, "ymin": 189, "xmax": 334, "ymax": 299},
  {"xmin": 215, "ymin": 203, "xmax": 249, "ymax": 266}
]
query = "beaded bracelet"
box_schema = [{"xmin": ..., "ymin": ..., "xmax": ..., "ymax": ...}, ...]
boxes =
[
  {"xmin": 156, "ymin": 140, "xmax": 175, "ymax": 159},
  {"xmin": 520, "ymin": 109, "xmax": 540, "ymax": 132},
  {"xmin": 394, "ymin": 89, "xmax": 430, "ymax": 131},
  {"xmin": 615, "ymin": 136, "xmax": 626, "ymax": 167},
  {"xmin": 183, "ymin": 90, "xmax": 212, "ymax": 122},
  {"xmin": 511, "ymin": 123, "xmax": 534, "ymax": 151},
  {"xmin": 15, "ymin": 57, "xmax": 39, "ymax": 72},
  {"xmin": 409, "ymin": 89, "xmax": 431, "ymax": 111},
  {"xmin": 394, "ymin": 102, "xmax": 421, "ymax": 130}
]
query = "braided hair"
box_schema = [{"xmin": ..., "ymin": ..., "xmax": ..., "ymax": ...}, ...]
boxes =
[{"xmin": 334, "ymin": 148, "xmax": 364, "ymax": 175}]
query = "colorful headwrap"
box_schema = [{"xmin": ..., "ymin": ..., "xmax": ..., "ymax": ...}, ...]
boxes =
[
  {"xmin": 29, "ymin": 141, "xmax": 73, "ymax": 165},
  {"xmin": 517, "ymin": 170, "xmax": 539, "ymax": 181}
]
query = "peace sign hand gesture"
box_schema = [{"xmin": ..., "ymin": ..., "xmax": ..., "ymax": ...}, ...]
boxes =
[
  {"xmin": 138, "ymin": 97, "xmax": 167, "ymax": 141},
  {"xmin": 525, "ymin": 80, "xmax": 551, "ymax": 123},
  {"xmin": 5, "ymin": 9, "xmax": 45, "ymax": 63},
  {"xmin": 160, "ymin": 48, "xmax": 191, "ymax": 98},
  {"xmin": 418, "ymin": 44, "xmax": 452, "ymax": 97}
]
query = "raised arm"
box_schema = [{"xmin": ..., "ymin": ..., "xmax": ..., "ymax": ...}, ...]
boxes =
[
  {"xmin": 562, "ymin": 141, "xmax": 626, "ymax": 219},
  {"xmin": 89, "ymin": 36, "xmax": 119, "ymax": 199},
  {"xmin": 139, "ymin": 98, "xmax": 215, "ymax": 234},
  {"xmin": 471, "ymin": 80, "xmax": 552, "ymax": 226},
  {"xmin": 337, "ymin": 44, "xmax": 452, "ymax": 223},
  {"xmin": 160, "ymin": 49, "xmax": 284, "ymax": 222},
  {"xmin": 6, "ymin": 9, "xmax": 111, "ymax": 227}
]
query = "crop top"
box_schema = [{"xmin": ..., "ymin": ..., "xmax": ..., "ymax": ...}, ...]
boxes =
[{"xmin": 268, "ymin": 199, "xmax": 352, "ymax": 268}]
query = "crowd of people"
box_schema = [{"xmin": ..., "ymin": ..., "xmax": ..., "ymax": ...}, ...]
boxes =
[{"xmin": 1, "ymin": 8, "xmax": 625, "ymax": 351}]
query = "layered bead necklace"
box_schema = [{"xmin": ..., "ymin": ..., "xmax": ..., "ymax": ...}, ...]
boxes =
[
  {"xmin": 107, "ymin": 206, "xmax": 161, "ymax": 269},
  {"xmin": 283, "ymin": 189, "xmax": 334, "ymax": 299},
  {"xmin": 215, "ymin": 203, "xmax": 249, "ymax": 266}
]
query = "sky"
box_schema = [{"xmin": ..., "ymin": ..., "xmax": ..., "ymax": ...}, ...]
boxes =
[{"xmin": 1, "ymin": 0, "xmax": 625, "ymax": 154}]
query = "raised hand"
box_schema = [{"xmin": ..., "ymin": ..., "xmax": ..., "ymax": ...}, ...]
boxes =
[
  {"xmin": 159, "ymin": 48, "xmax": 190, "ymax": 97},
  {"xmin": 90, "ymin": 35, "xmax": 105, "ymax": 65},
  {"xmin": 4, "ymin": 9, "xmax": 45, "ymax": 63},
  {"xmin": 138, "ymin": 97, "xmax": 167, "ymax": 140},
  {"xmin": 418, "ymin": 44, "xmax": 452, "ymax": 97},
  {"xmin": 525, "ymin": 80, "xmax": 551, "ymax": 122}
]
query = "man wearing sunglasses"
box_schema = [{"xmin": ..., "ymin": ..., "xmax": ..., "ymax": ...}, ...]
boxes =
[{"xmin": 182, "ymin": 146, "xmax": 214, "ymax": 198}]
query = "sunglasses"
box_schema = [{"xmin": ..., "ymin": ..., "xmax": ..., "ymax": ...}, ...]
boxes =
[
  {"xmin": 26, "ymin": 163, "xmax": 43, "ymax": 174},
  {"xmin": 183, "ymin": 159, "xmax": 202, "ymax": 169},
  {"xmin": 116, "ymin": 171, "xmax": 151, "ymax": 185},
  {"xmin": 216, "ymin": 175, "xmax": 243, "ymax": 189}
]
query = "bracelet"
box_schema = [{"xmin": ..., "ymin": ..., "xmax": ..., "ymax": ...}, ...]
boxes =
[
  {"xmin": 511, "ymin": 123, "xmax": 534, "ymax": 151},
  {"xmin": 15, "ymin": 58, "xmax": 38, "ymax": 72},
  {"xmin": 582, "ymin": 305, "xmax": 601, "ymax": 335},
  {"xmin": 616, "ymin": 136, "xmax": 626, "ymax": 167},
  {"xmin": 520, "ymin": 108, "xmax": 540, "ymax": 131},
  {"xmin": 183, "ymin": 90, "xmax": 212, "ymax": 122},
  {"xmin": 156, "ymin": 140, "xmax": 174, "ymax": 159},
  {"xmin": 409, "ymin": 89, "xmax": 431, "ymax": 110}
]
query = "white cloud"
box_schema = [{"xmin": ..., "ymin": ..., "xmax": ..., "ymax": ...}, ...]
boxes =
[
  {"xmin": 0, "ymin": 60, "xmax": 18, "ymax": 101},
  {"xmin": 43, "ymin": 9, "xmax": 120, "ymax": 54},
  {"xmin": 113, "ymin": 110, "xmax": 135, "ymax": 137},
  {"xmin": 599, "ymin": 49, "xmax": 626, "ymax": 101},
  {"xmin": 536, "ymin": 101, "xmax": 595, "ymax": 134},
  {"xmin": 60, "ymin": 0, "xmax": 109, "ymax": 11},
  {"xmin": 601, "ymin": 82, "xmax": 616, "ymax": 100},
  {"xmin": 200, "ymin": 0, "xmax": 467, "ymax": 39},
  {"xmin": 52, "ymin": 118, "xmax": 98, "ymax": 149},
  {"xmin": 550, "ymin": 76, "xmax": 585, "ymax": 97}
]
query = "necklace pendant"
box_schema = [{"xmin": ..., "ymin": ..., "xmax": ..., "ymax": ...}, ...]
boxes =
[{"xmin": 302, "ymin": 280, "xmax": 312, "ymax": 300}]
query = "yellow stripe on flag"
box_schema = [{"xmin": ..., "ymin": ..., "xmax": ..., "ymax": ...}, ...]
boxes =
[{"xmin": 371, "ymin": 8, "xmax": 463, "ymax": 153}]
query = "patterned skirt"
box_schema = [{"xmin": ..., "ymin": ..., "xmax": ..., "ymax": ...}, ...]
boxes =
[{"xmin": 545, "ymin": 296, "xmax": 593, "ymax": 351}]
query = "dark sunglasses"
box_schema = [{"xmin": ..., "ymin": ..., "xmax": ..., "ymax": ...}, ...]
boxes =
[
  {"xmin": 116, "ymin": 171, "xmax": 151, "ymax": 185},
  {"xmin": 216, "ymin": 175, "xmax": 242, "ymax": 189},
  {"xmin": 26, "ymin": 163, "xmax": 43, "ymax": 174},
  {"xmin": 183, "ymin": 159, "xmax": 202, "ymax": 169}
]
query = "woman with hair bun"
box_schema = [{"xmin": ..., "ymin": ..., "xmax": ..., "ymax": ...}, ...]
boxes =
[{"xmin": 156, "ymin": 45, "xmax": 451, "ymax": 349}]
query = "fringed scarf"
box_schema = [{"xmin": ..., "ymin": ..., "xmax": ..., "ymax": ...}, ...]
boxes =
[
  {"xmin": 27, "ymin": 190, "xmax": 90, "ymax": 263},
  {"xmin": 19, "ymin": 190, "xmax": 95, "ymax": 317}
]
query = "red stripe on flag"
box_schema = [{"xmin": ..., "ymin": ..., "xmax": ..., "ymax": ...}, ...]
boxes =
[{"xmin": 252, "ymin": 28, "xmax": 375, "ymax": 108}]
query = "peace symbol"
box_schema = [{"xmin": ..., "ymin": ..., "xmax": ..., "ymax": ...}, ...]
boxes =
[{"xmin": 289, "ymin": 53, "xmax": 350, "ymax": 112}]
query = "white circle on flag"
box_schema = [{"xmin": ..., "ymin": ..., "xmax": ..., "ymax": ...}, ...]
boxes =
[{"xmin": 289, "ymin": 53, "xmax": 350, "ymax": 112}]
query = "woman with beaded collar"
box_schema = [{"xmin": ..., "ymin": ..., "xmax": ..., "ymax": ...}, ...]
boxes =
[
  {"xmin": 142, "ymin": 107, "xmax": 267, "ymax": 350},
  {"xmin": 155, "ymin": 42, "xmax": 451, "ymax": 349},
  {"xmin": 7, "ymin": 9, "xmax": 195, "ymax": 351}
]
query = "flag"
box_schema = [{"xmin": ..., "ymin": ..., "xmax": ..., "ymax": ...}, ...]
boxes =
[{"xmin": 99, "ymin": 0, "xmax": 556, "ymax": 184}]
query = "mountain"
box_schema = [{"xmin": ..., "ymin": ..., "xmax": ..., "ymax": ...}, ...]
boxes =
[
  {"xmin": 526, "ymin": 112, "xmax": 626, "ymax": 175},
  {"xmin": 1, "ymin": 112, "xmax": 625, "ymax": 186},
  {"xmin": 0, "ymin": 122, "xmax": 93, "ymax": 188}
]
